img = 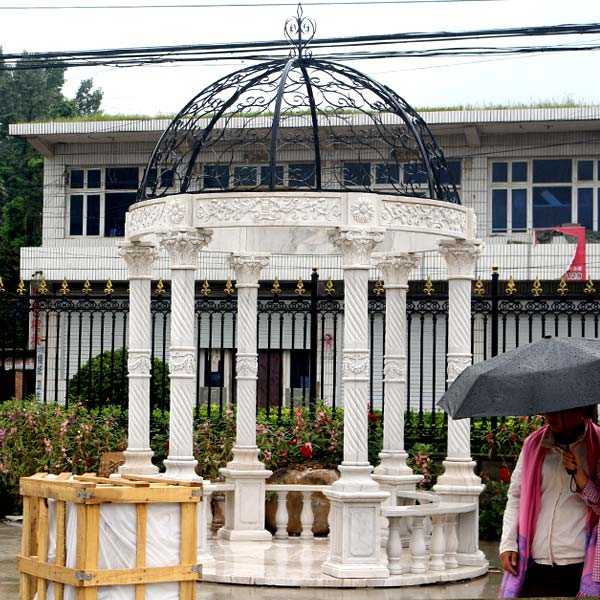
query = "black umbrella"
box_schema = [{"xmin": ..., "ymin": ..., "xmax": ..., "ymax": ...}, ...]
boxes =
[{"xmin": 438, "ymin": 337, "xmax": 600, "ymax": 419}]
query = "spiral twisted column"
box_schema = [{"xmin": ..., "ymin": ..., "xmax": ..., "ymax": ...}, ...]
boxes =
[
  {"xmin": 119, "ymin": 242, "xmax": 159, "ymax": 475},
  {"xmin": 218, "ymin": 253, "xmax": 273, "ymax": 542},
  {"xmin": 434, "ymin": 238, "xmax": 487, "ymax": 568},
  {"xmin": 323, "ymin": 228, "xmax": 390, "ymax": 581},
  {"xmin": 161, "ymin": 229, "xmax": 212, "ymax": 480},
  {"xmin": 373, "ymin": 254, "xmax": 422, "ymax": 483}
]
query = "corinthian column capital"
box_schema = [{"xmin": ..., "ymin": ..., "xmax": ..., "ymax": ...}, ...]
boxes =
[
  {"xmin": 375, "ymin": 253, "xmax": 420, "ymax": 288},
  {"xmin": 119, "ymin": 242, "xmax": 158, "ymax": 279},
  {"xmin": 230, "ymin": 254, "xmax": 270, "ymax": 287},
  {"xmin": 333, "ymin": 228, "xmax": 385, "ymax": 268},
  {"xmin": 439, "ymin": 239, "xmax": 483, "ymax": 280},
  {"xmin": 161, "ymin": 228, "xmax": 213, "ymax": 269}
]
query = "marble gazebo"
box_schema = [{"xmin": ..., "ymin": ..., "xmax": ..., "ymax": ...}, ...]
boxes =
[{"xmin": 116, "ymin": 8, "xmax": 488, "ymax": 587}]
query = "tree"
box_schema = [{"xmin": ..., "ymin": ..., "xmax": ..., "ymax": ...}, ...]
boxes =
[{"xmin": 0, "ymin": 50, "xmax": 103, "ymax": 284}]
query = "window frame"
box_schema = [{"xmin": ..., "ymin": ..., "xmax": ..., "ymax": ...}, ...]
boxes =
[{"xmin": 489, "ymin": 158, "xmax": 600, "ymax": 235}]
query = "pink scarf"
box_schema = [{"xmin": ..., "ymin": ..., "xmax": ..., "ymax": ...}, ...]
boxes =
[{"xmin": 500, "ymin": 422, "xmax": 600, "ymax": 598}]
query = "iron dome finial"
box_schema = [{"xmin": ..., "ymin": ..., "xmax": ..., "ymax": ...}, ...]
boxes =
[{"xmin": 284, "ymin": 4, "xmax": 316, "ymax": 57}]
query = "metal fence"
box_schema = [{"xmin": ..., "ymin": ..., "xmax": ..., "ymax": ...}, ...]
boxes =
[{"xmin": 1, "ymin": 271, "xmax": 600, "ymax": 444}]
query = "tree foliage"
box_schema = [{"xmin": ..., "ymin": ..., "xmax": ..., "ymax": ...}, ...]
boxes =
[{"xmin": 0, "ymin": 50, "xmax": 103, "ymax": 283}]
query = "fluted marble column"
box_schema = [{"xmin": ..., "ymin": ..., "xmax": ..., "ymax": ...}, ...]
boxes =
[
  {"xmin": 119, "ymin": 241, "xmax": 159, "ymax": 475},
  {"xmin": 161, "ymin": 229, "xmax": 212, "ymax": 480},
  {"xmin": 434, "ymin": 238, "xmax": 487, "ymax": 567},
  {"xmin": 219, "ymin": 253, "xmax": 272, "ymax": 541},
  {"xmin": 323, "ymin": 229, "xmax": 389, "ymax": 579},
  {"xmin": 373, "ymin": 254, "xmax": 422, "ymax": 487}
]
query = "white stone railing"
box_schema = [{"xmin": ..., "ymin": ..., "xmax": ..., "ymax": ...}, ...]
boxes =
[
  {"xmin": 266, "ymin": 484, "xmax": 332, "ymax": 540},
  {"xmin": 383, "ymin": 492, "xmax": 475, "ymax": 576}
]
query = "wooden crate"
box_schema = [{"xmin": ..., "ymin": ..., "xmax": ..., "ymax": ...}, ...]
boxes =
[{"xmin": 19, "ymin": 472, "xmax": 202, "ymax": 600}]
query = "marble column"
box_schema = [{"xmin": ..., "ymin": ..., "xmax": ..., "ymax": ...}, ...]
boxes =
[
  {"xmin": 161, "ymin": 228, "xmax": 212, "ymax": 480},
  {"xmin": 323, "ymin": 228, "xmax": 390, "ymax": 579},
  {"xmin": 119, "ymin": 241, "xmax": 159, "ymax": 475},
  {"xmin": 433, "ymin": 238, "xmax": 487, "ymax": 567},
  {"xmin": 219, "ymin": 253, "xmax": 272, "ymax": 541},
  {"xmin": 373, "ymin": 253, "xmax": 423, "ymax": 490}
]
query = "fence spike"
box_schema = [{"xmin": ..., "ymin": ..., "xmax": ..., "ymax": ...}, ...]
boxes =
[
  {"xmin": 38, "ymin": 277, "xmax": 49, "ymax": 296},
  {"xmin": 82, "ymin": 280, "xmax": 92, "ymax": 295},
  {"xmin": 271, "ymin": 277, "xmax": 282, "ymax": 296},
  {"xmin": 294, "ymin": 279, "xmax": 305, "ymax": 296},
  {"xmin": 531, "ymin": 278, "xmax": 543, "ymax": 297},
  {"xmin": 224, "ymin": 276, "xmax": 235, "ymax": 296},
  {"xmin": 505, "ymin": 276, "xmax": 517, "ymax": 296},
  {"xmin": 373, "ymin": 279, "xmax": 385, "ymax": 296},
  {"xmin": 423, "ymin": 276, "xmax": 434, "ymax": 296},
  {"xmin": 0, "ymin": 277, "xmax": 4, "ymax": 293},
  {"xmin": 584, "ymin": 279, "xmax": 596, "ymax": 295},
  {"xmin": 16, "ymin": 279, "xmax": 26, "ymax": 296},
  {"xmin": 324, "ymin": 277, "xmax": 336, "ymax": 296},
  {"xmin": 59, "ymin": 279, "xmax": 70, "ymax": 296},
  {"xmin": 155, "ymin": 278, "xmax": 166, "ymax": 296},
  {"xmin": 473, "ymin": 277, "xmax": 485, "ymax": 297},
  {"xmin": 104, "ymin": 279, "xmax": 114, "ymax": 295},
  {"xmin": 557, "ymin": 277, "xmax": 569, "ymax": 296},
  {"xmin": 200, "ymin": 279, "xmax": 212, "ymax": 297}
]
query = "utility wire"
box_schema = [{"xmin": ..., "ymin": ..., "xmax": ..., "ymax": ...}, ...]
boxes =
[{"xmin": 0, "ymin": 0, "xmax": 508, "ymax": 9}]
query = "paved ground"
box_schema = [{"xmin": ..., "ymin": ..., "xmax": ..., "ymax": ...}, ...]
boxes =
[{"xmin": 0, "ymin": 520, "xmax": 502, "ymax": 599}]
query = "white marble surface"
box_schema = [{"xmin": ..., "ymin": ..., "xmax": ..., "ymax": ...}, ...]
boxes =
[{"xmin": 201, "ymin": 537, "xmax": 488, "ymax": 588}]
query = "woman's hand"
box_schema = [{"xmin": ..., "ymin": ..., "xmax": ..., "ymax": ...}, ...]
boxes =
[
  {"xmin": 500, "ymin": 551, "xmax": 518, "ymax": 576},
  {"xmin": 561, "ymin": 447, "xmax": 589, "ymax": 491}
]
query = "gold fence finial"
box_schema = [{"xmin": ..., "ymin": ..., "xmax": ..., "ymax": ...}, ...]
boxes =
[
  {"xmin": 155, "ymin": 278, "xmax": 166, "ymax": 296},
  {"xmin": 82, "ymin": 280, "xmax": 92, "ymax": 295},
  {"xmin": 0, "ymin": 277, "xmax": 5, "ymax": 293},
  {"xmin": 294, "ymin": 278, "xmax": 306, "ymax": 296},
  {"xmin": 59, "ymin": 279, "xmax": 70, "ymax": 296},
  {"xmin": 423, "ymin": 276, "xmax": 434, "ymax": 296},
  {"xmin": 224, "ymin": 276, "xmax": 235, "ymax": 296},
  {"xmin": 324, "ymin": 277, "xmax": 336, "ymax": 296},
  {"xmin": 271, "ymin": 276, "xmax": 282, "ymax": 296},
  {"xmin": 505, "ymin": 276, "xmax": 517, "ymax": 296},
  {"xmin": 200, "ymin": 279, "xmax": 212, "ymax": 297},
  {"xmin": 16, "ymin": 279, "xmax": 26, "ymax": 296},
  {"xmin": 104, "ymin": 279, "xmax": 114, "ymax": 295},
  {"xmin": 557, "ymin": 277, "xmax": 569, "ymax": 296},
  {"xmin": 373, "ymin": 279, "xmax": 385, "ymax": 296},
  {"xmin": 584, "ymin": 279, "xmax": 596, "ymax": 295},
  {"xmin": 531, "ymin": 278, "xmax": 543, "ymax": 297},
  {"xmin": 38, "ymin": 277, "xmax": 49, "ymax": 296},
  {"xmin": 473, "ymin": 277, "xmax": 485, "ymax": 297}
]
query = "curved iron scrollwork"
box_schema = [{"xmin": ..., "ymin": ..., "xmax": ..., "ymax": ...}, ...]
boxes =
[{"xmin": 138, "ymin": 11, "xmax": 459, "ymax": 204}]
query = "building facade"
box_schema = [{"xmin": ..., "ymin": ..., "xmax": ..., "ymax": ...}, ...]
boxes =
[{"xmin": 9, "ymin": 106, "xmax": 600, "ymax": 406}]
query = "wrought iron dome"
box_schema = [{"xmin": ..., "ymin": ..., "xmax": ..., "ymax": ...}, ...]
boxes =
[{"xmin": 138, "ymin": 7, "xmax": 459, "ymax": 203}]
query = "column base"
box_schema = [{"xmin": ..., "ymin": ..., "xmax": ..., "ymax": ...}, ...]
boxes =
[
  {"xmin": 434, "ymin": 458, "xmax": 483, "ymax": 493},
  {"xmin": 219, "ymin": 447, "xmax": 272, "ymax": 542},
  {"xmin": 323, "ymin": 481, "xmax": 390, "ymax": 579},
  {"xmin": 373, "ymin": 451, "xmax": 420, "ymax": 480},
  {"xmin": 118, "ymin": 450, "xmax": 159, "ymax": 476},
  {"xmin": 163, "ymin": 457, "xmax": 201, "ymax": 481}
]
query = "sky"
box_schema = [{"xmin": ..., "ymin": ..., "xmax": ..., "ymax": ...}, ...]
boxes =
[{"xmin": 0, "ymin": 0, "xmax": 599, "ymax": 115}]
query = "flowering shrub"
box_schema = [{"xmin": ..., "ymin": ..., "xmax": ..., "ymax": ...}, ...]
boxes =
[
  {"xmin": 0, "ymin": 399, "xmax": 127, "ymax": 514},
  {"xmin": 478, "ymin": 416, "xmax": 544, "ymax": 458},
  {"xmin": 408, "ymin": 443, "xmax": 444, "ymax": 488}
]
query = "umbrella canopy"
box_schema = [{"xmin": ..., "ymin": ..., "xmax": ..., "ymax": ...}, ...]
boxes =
[{"xmin": 438, "ymin": 337, "xmax": 600, "ymax": 419}]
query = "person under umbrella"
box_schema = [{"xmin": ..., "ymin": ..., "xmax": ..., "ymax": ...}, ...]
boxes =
[
  {"xmin": 499, "ymin": 406, "xmax": 600, "ymax": 598},
  {"xmin": 437, "ymin": 337, "xmax": 600, "ymax": 598}
]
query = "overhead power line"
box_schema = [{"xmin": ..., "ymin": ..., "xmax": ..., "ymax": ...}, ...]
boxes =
[
  {"xmin": 0, "ymin": 0, "xmax": 507, "ymax": 9},
  {"xmin": 3, "ymin": 21, "xmax": 600, "ymax": 70}
]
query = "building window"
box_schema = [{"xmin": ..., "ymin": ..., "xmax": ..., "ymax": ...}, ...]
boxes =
[
  {"xmin": 489, "ymin": 158, "xmax": 600, "ymax": 234},
  {"xmin": 260, "ymin": 165, "xmax": 284, "ymax": 186},
  {"xmin": 233, "ymin": 166, "xmax": 257, "ymax": 187},
  {"xmin": 203, "ymin": 165, "xmax": 230, "ymax": 189},
  {"xmin": 289, "ymin": 163, "xmax": 315, "ymax": 188},
  {"xmin": 67, "ymin": 166, "xmax": 140, "ymax": 238},
  {"xmin": 343, "ymin": 162, "xmax": 371, "ymax": 187}
]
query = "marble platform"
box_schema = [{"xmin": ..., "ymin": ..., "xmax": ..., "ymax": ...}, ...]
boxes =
[{"xmin": 201, "ymin": 537, "xmax": 488, "ymax": 588}]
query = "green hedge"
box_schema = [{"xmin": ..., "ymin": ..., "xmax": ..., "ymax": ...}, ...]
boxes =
[{"xmin": 67, "ymin": 348, "xmax": 169, "ymax": 409}]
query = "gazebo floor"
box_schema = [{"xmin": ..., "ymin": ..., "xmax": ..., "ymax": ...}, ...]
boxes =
[{"xmin": 201, "ymin": 537, "xmax": 488, "ymax": 588}]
